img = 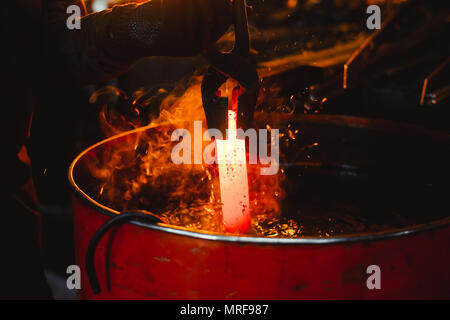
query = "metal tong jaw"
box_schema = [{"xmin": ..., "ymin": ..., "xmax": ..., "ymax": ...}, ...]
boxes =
[{"xmin": 201, "ymin": 0, "xmax": 260, "ymax": 133}]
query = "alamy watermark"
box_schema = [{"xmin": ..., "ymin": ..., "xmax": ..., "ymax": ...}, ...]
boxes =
[
  {"xmin": 66, "ymin": 5, "xmax": 81, "ymax": 30},
  {"xmin": 366, "ymin": 5, "xmax": 381, "ymax": 30},
  {"xmin": 366, "ymin": 265, "xmax": 381, "ymax": 290},
  {"xmin": 66, "ymin": 265, "xmax": 81, "ymax": 290},
  {"xmin": 66, "ymin": 4, "xmax": 382, "ymax": 31},
  {"xmin": 170, "ymin": 121, "xmax": 280, "ymax": 176},
  {"xmin": 64, "ymin": 263, "xmax": 382, "ymax": 291}
]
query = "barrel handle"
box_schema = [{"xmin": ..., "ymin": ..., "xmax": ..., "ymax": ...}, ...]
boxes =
[{"xmin": 85, "ymin": 211, "xmax": 163, "ymax": 295}]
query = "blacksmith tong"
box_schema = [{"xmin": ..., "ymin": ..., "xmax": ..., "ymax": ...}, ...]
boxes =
[{"xmin": 201, "ymin": 0, "xmax": 260, "ymax": 133}]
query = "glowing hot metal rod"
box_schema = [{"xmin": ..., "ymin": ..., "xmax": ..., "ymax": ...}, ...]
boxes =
[
  {"xmin": 201, "ymin": 0, "xmax": 260, "ymax": 233},
  {"xmin": 216, "ymin": 87, "xmax": 250, "ymax": 233}
]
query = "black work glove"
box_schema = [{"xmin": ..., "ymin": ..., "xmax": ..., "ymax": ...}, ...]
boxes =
[
  {"xmin": 44, "ymin": 0, "xmax": 233, "ymax": 84},
  {"xmin": 138, "ymin": 0, "xmax": 232, "ymax": 56},
  {"xmin": 106, "ymin": 0, "xmax": 233, "ymax": 59}
]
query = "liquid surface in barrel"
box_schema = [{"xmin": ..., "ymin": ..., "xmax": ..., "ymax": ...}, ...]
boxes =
[{"xmin": 75, "ymin": 117, "xmax": 450, "ymax": 238}]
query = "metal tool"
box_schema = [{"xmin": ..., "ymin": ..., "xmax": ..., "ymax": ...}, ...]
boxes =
[{"xmin": 201, "ymin": 0, "xmax": 260, "ymax": 133}]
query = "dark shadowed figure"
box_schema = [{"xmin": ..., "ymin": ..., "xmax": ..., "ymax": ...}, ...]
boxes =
[{"xmin": 1, "ymin": 0, "xmax": 231, "ymax": 299}]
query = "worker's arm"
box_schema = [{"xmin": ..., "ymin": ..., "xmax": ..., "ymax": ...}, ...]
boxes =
[{"xmin": 43, "ymin": 0, "xmax": 232, "ymax": 84}]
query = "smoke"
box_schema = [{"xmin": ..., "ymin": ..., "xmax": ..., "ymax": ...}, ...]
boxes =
[{"xmin": 85, "ymin": 74, "xmax": 286, "ymax": 234}]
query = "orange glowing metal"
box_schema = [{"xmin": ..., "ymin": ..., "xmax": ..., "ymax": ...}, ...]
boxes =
[{"xmin": 216, "ymin": 87, "xmax": 251, "ymax": 233}]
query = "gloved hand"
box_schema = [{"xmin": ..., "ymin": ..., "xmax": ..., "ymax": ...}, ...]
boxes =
[
  {"xmin": 44, "ymin": 0, "xmax": 233, "ymax": 84},
  {"xmin": 108, "ymin": 0, "xmax": 233, "ymax": 58}
]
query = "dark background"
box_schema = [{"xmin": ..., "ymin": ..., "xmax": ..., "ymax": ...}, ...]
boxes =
[{"xmin": 29, "ymin": 0, "xmax": 449, "ymax": 298}]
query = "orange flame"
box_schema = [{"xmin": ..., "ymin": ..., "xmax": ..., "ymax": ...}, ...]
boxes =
[{"xmin": 87, "ymin": 75, "xmax": 285, "ymax": 234}]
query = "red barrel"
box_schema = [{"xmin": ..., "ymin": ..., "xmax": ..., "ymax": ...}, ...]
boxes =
[{"xmin": 69, "ymin": 115, "xmax": 450, "ymax": 299}]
